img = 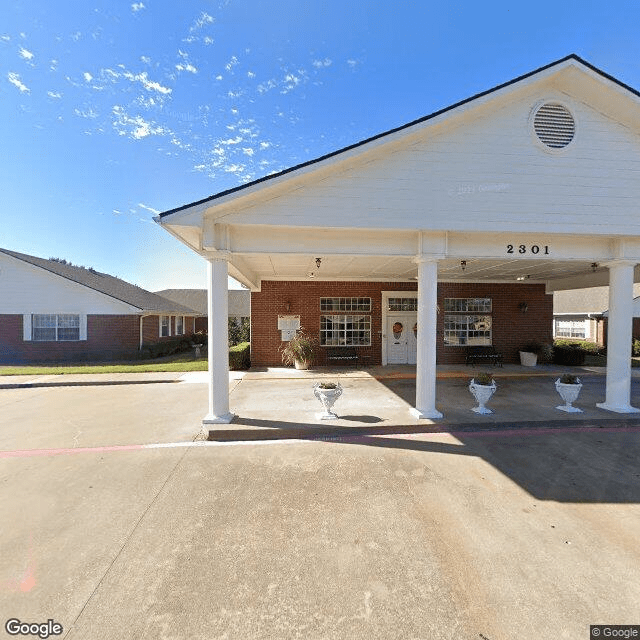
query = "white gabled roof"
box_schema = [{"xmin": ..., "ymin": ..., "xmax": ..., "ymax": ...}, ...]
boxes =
[{"xmin": 157, "ymin": 54, "xmax": 640, "ymax": 225}]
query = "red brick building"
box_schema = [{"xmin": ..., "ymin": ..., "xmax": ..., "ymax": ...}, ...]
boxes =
[
  {"xmin": 251, "ymin": 280, "xmax": 552, "ymax": 367},
  {"xmin": 0, "ymin": 248, "xmax": 202, "ymax": 364},
  {"xmin": 157, "ymin": 55, "xmax": 640, "ymax": 426}
]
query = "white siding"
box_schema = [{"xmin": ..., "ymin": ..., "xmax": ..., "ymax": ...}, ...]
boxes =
[
  {"xmin": 222, "ymin": 93, "xmax": 640, "ymax": 236},
  {"xmin": 0, "ymin": 253, "xmax": 140, "ymax": 315}
]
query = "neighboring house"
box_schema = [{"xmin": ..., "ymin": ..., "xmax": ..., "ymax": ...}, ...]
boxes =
[
  {"xmin": 553, "ymin": 285, "xmax": 640, "ymax": 345},
  {"xmin": 0, "ymin": 248, "xmax": 201, "ymax": 364},
  {"xmin": 156, "ymin": 54, "xmax": 640, "ymax": 425},
  {"xmin": 155, "ymin": 289, "xmax": 250, "ymax": 331}
]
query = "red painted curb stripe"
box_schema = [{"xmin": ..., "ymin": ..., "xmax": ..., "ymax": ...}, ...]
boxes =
[{"xmin": 0, "ymin": 443, "xmax": 145, "ymax": 458}]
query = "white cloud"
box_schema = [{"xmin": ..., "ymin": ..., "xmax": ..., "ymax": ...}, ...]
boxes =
[
  {"xmin": 176, "ymin": 63, "xmax": 197, "ymax": 74},
  {"xmin": 242, "ymin": 147, "xmax": 254, "ymax": 157},
  {"xmin": 7, "ymin": 72, "xmax": 29, "ymax": 93},
  {"xmin": 190, "ymin": 11, "xmax": 214, "ymax": 32},
  {"xmin": 50, "ymin": 59, "xmax": 58, "ymax": 71},
  {"xmin": 215, "ymin": 74, "xmax": 223, "ymax": 81},
  {"xmin": 257, "ymin": 78, "xmax": 276, "ymax": 94},
  {"xmin": 312, "ymin": 58, "xmax": 332, "ymax": 68},
  {"xmin": 247, "ymin": 71, "xmax": 255, "ymax": 79},
  {"xmin": 119, "ymin": 70, "xmax": 172, "ymax": 94},
  {"xmin": 131, "ymin": 2, "xmax": 145, "ymax": 12},
  {"xmin": 47, "ymin": 91, "xmax": 62, "ymax": 99},
  {"xmin": 225, "ymin": 56, "xmax": 238, "ymax": 72},
  {"xmin": 112, "ymin": 105, "xmax": 171, "ymax": 140},
  {"xmin": 83, "ymin": 71, "xmax": 93, "ymax": 82},
  {"xmin": 19, "ymin": 47, "xmax": 34, "ymax": 61},
  {"xmin": 260, "ymin": 141, "xmax": 271, "ymax": 150},
  {"xmin": 1, "ymin": 35, "xmax": 10, "ymax": 42},
  {"xmin": 74, "ymin": 107, "xmax": 99, "ymax": 119},
  {"xmin": 204, "ymin": 36, "xmax": 214, "ymax": 45},
  {"xmin": 140, "ymin": 55, "xmax": 151, "ymax": 65},
  {"xmin": 138, "ymin": 202, "xmax": 159, "ymax": 214},
  {"xmin": 347, "ymin": 59, "xmax": 358, "ymax": 68}
]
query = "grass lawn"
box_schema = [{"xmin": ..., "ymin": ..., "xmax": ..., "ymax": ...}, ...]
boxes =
[{"xmin": 0, "ymin": 353, "xmax": 209, "ymax": 376}]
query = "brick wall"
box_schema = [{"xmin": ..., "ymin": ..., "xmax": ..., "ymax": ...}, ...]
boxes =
[
  {"xmin": 0, "ymin": 314, "xmax": 141, "ymax": 363},
  {"xmin": 251, "ymin": 281, "xmax": 553, "ymax": 366}
]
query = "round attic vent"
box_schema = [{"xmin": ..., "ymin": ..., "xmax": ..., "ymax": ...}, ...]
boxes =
[{"xmin": 533, "ymin": 103, "xmax": 575, "ymax": 149}]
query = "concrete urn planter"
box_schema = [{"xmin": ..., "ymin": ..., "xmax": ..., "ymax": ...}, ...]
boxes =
[
  {"xmin": 519, "ymin": 351, "xmax": 538, "ymax": 367},
  {"xmin": 313, "ymin": 382, "xmax": 343, "ymax": 420},
  {"xmin": 469, "ymin": 379, "xmax": 496, "ymax": 415},
  {"xmin": 294, "ymin": 359, "xmax": 310, "ymax": 370},
  {"xmin": 555, "ymin": 379, "xmax": 583, "ymax": 413}
]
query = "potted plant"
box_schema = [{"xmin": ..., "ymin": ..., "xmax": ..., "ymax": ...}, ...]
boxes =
[
  {"xmin": 555, "ymin": 373, "xmax": 583, "ymax": 413},
  {"xmin": 279, "ymin": 328, "xmax": 318, "ymax": 370},
  {"xmin": 313, "ymin": 381, "xmax": 343, "ymax": 420},
  {"xmin": 519, "ymin": 341, "xmax": 541, "ymax": 367},
  {"xmin": 469, "ymin": 372, "xmax": 496, "ymax": 414}
]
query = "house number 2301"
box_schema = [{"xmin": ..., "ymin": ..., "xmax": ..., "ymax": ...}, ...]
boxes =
[{"xmin": 507, "ymin": 244, "xmax": 549, "ymax": 255}]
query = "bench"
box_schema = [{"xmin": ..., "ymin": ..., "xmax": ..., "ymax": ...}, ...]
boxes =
[
  {"xmin": 466, "ymin": 346, "xmax": 503, "ymax": 367},
  {"xmin": 326, "ymin": 347, "xmax": 359, "ymax": 366}
]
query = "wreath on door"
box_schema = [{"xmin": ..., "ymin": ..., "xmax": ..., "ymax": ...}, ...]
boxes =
[{"xmin": 392, "ymin": 322, "xmax": 403, "ymax": 339}]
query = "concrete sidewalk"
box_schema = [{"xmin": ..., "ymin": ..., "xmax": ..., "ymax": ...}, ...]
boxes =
[
  {"xmin": 208, "ymin": 365, "xmax": 640, "ymax": 440},
  {"xmin": 3, "ymin": 365, "xmax": 640, "ymax": 443}
]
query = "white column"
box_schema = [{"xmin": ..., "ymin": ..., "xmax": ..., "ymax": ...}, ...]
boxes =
[
  {"xmin": 202, "ymin": 256, "xmax": 234, "ymax": 428},
  {"xmin": 597, "ymin": 260, "xmax": 639, "ymax": 413},
  {"xmin": 410, "ymin": 258, "xmax": 443, "ymax": 420}
]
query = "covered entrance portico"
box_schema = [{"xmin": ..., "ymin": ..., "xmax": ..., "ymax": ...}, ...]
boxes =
[{"xmin": 155, "ymin": 55, "xmax": 640, "ymax": 429}]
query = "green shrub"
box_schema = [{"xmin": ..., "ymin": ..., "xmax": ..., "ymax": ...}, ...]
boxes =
[
  {"xmin": 228, "ymin": 317, "xmax": 250, "ymax": 346},
  {"xmin": 191, "ymin": 330, "xmax": 207, "ymax": 346},
  {"xmin": 554, "ymin": 339, "xmax": 601, "ymax": 354},
  {"xmin": 473, "ymin": 372, "xmax": 495, "ymax": 386},
  {"xmin": 633, "ymin": 339, "xmax": 640, "ymax": 357},
  {"xmin": 229, "ymin": 341, "xmax": 251, "ymax": 370},
  {"xmin": 141, "ymin": 336, "xmax": 193, "ymax": 360}
]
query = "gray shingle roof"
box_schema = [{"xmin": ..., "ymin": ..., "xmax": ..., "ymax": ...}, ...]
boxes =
[
  {"xmin": 155, "ymin": 289, "xmax": 250, "ymax": 316},
  {"xmin": 554, "ymin": 284, "xmax": 640, "ymax": 314},
  {"xmin": 1, "ymin": 248, "xmax": 200, "ymax": 315}
]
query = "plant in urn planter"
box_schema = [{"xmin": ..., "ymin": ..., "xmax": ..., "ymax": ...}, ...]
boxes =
[
  {"xmin": 469, "ymin": 372, "xmax": 496, "ymax": 415},
  {"xmin": 313, "ymin": 381, "xmax": 343, "ymax": 420},
  {"xmin": 279, "ymin": 329, "xmax": 318, "ymax": 370},
  {"xmin": 555, "ymin": 373, "xmax": 583, "ymax": 413}
]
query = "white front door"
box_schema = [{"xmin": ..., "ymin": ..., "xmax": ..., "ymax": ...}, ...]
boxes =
[{"xmin": 386, "ymin": 315, "xmax": 418, "ymax": 364}]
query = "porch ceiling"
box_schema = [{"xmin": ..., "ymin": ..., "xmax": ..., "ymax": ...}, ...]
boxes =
[{"xmin": 233, "ymin": 253, "xmax": 607, "ymax": 284}]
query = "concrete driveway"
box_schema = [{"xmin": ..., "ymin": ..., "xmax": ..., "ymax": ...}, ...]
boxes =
[{"xmin": 1, "ymin": 373, "xmax": 640, "ymax": 639}]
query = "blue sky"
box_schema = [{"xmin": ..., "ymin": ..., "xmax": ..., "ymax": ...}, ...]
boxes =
[{"xmin": 2, "ymin": 1, "xmax": 640, "ymax": 291}]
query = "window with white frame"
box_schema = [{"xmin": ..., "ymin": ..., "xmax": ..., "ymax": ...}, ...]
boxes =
[
  {"xmin": 554, "ymin": 319, "xmax": 586, "ymax": 339},
  {"xmin": 443, "ymin": 298, "xmax": 492, "ymax": 346},
  {"xmin": 320, "ymin": 297, "xmax": 371, "ymax": 312},
  {"xmin": 320, "ymin": 315, "xmax": 371, "ymax": 346},
  {"xmin": 387, "ymin": 297, "xmax": 418, "ymax": 312},
  {"xmin": 32, "ymin": 314, "xmax": 80, "ymax": 341},
  {"xmin": 175, "ymin": 316, "xmax": 184, "ymax": 335},
  {"xmin": 160, "ymin": 315, "xmax": 171, "ymax": 337}
]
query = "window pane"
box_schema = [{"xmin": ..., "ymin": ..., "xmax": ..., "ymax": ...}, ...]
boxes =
[
  {"xmin": 33, "ymin": 327, "xmax": 56, "ymax": 341},
  {"xmin": 444, "ymin": 298, "xmax": 491, "ymax": 313},
  {"xmin": 161, "ymin": 316, "xmax": 170, "ymax": 337},
  {"xmin": 444, "ymin": 314, "xmax": 491, "ymax": 346},
  {"xmin": 32, "ymin": 314, "xmax": 80, "ymax": 341},
  {"xmin": 320, "ymin": 314, "xmax": 371, "ymax": 346},
  {"xmin": 320, "ymin": 297, "xmax": 371, "ymax": 312},
  {"xmin": 388, "ymin": 297, "xmax": 418, "ymax": 311}
]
